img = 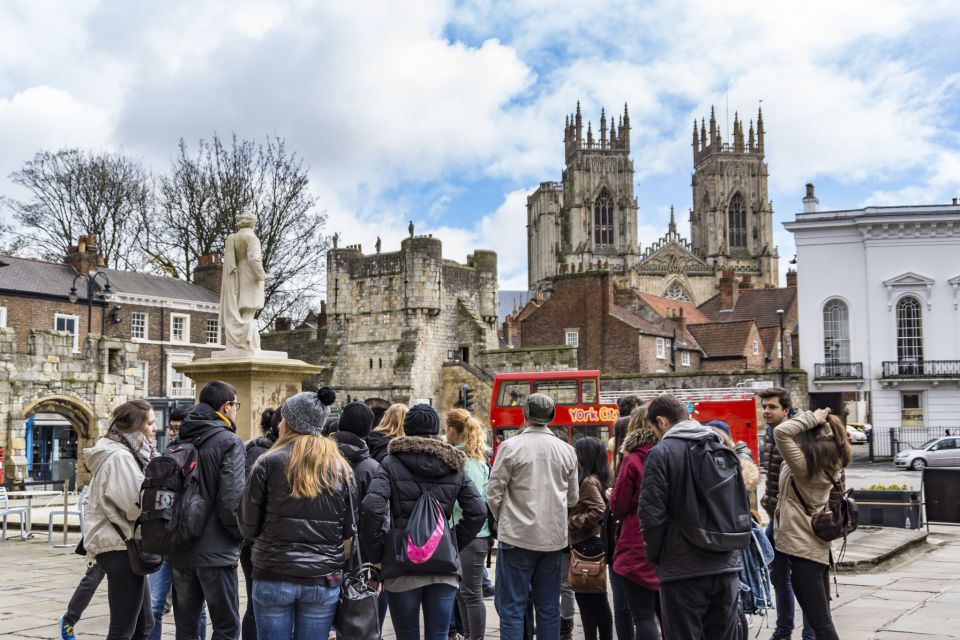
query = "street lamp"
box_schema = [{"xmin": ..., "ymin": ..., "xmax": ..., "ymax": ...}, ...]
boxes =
[
  {"xmin": 68, "ymin": 271, "xmax": 114, "ymax": 335},
  {"xmin": 776, "ymin": 308, "xmax": 785, "ymax": 387}
]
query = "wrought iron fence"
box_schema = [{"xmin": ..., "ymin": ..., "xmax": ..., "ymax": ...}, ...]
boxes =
[
  {"xmin": 868, "ymin": 426, "xmax": 958, "ymax": 461},
  {"xmin": 881, "ymin": 360, "xmax": 960, "ymax": 378},
  {"xmin": 813, "ymin": 362, "xmax": 863, "ymax": 380}
]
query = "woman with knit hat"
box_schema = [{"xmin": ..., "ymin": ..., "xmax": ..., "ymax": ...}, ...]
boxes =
[
  {"xmin": 239, "ymin": 387, "xmax": 354, "ymax": 640},
  {"xmin": 361, "ymin": 403, "xmax": 486, "ymax": 640}
]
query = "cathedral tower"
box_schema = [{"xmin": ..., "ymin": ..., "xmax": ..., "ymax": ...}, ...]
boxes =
[
  {"xmin": 528, "ymin": 103, "xmax": 638, "ymax": 291},
  {"xmin": 689, "ymin": 107, "xmax": 778, "ymax": 287}
]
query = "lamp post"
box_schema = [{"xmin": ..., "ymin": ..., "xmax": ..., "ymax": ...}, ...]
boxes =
[
  {"xmin": 776, "ymin": 308, "xmax": 785, "ymax": 387},
  {"xmin": 68, "ymin": 271, "xmax": 113, "ymax": 335}
]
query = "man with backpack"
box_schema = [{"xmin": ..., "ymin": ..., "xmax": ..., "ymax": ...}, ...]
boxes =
[
  {"xmin": 638, "ymin": 394, "xmax": 749, "ymax": 640},
  {"xmin": 487, "ymin": 393, "xmax": 578, "ymax": 640},
  {"xmin": 167, "ymin": 381, "xmax": 246, "ymax": 640}
]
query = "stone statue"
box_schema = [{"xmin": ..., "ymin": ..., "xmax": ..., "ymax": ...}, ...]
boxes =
[
  {"xmin": 408, "ymin": 220, "xmax": 414, "ymax": 238},
  {"xmin": 332, "ymin": 232, "xmax": 339, "ymax": 248},
  {"xmin": 375, "ymin": 236, "xmax": 382, "ymax": 253},
  {"xmin": 220, "ymin": 212, "xmax": 272, "ymax": 353}
]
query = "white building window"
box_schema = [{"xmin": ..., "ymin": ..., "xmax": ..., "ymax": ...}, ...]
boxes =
[
  {"xmin": 681, "ymin": 351, "xmax": 691, "ymax": 367},
  {"xmin": 137, "ymin": 361, "xmax": 150, "ymax": 396},
  {"xmin": 171, "ymin": 314, "xmax": 189, "ymax": 343},
  {"xmin": 206, "ymin": 318, "xmax": 220, "ymax": 345},
  {"xmin": 54, "ymin": 313, "xmax": 80, "ymax": 352},
  {"xmin": 901, "ymin": 392, "xmax": 924, "ymax": 427},
  {"xmin": 822, "ymin": 299, "xmax": 849, "ymax": 363},
  {"xmin": 565, "ymin": 329, "xmax": 579, "ymax": 348},
  {"xmin": 896, "ymin": 296, "xmax": 923, "ymax": 365},
  {"xmin": 0, "ymin": 306, "xmax": 6, "ymax": 328},
  {"xmin": 168, "ymin": 355, "xmax": 195, "ymax": 398},
  {"xmin": 752, "ymin": 339, "xmax": 759, "ymax": 355},
  {"xmin": 656, "ymin": 337, "xmax": 666, "ymax": 359},
  {"xmin": 131, "ymin": 312, "xmax": 148, "ymax": 340}
]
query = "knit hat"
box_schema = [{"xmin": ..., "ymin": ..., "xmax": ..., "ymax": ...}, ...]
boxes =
[
  {"xmin": 705, "ymin": 420, "xmax": 731, "ymax": 437},
  {"xmin": 403, "ymin": 403, "xmax": 440, "ymax": 436},
  {"xmin": 524, "ymin": 393, "xmax": 555, "ymax": 426},
  {"xmin": 281, "ymin": 387, "xmax": 336, "ymax": 436},
  {"xmin": 339, "ymin": 401, "xmax": 375, "ymax": 438}
]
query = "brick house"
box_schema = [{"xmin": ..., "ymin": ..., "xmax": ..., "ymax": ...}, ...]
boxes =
[
  {"xmin": 687, "ymin": 320, "xmax": 768, "ymax": 370},
  {"xmin": 0, "ymin": 236, "xmax": 222, "ymax": 462}
]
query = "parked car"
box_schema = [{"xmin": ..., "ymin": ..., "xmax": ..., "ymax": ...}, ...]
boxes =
[
  {"xmin": 846, "ymin": 424, "xmax": 867, "ymax": 444},
  {"xmin": 894, "ymin": 436, "xmax": 960, "ymax": 471}
]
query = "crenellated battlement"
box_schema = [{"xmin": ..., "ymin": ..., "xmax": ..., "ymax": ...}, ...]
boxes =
[{"xmin": 564, "ymin": 102, "xmax": 631, "ymax": 162}]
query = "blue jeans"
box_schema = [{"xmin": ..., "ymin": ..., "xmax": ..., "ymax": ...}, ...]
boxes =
[
  {"xmin": 252, "ymin": 579, "xmax": 339, "ymax": 640},
  {"xmin": 388, "ymin": 583, "xmax": 458, "ymax": 640},
  {"xmin": 495, "ymin": 544, "xmax": 562, "ymax": 640},
  {"xmin": 608, "ymin": 566, "xmax": 634, "ymax": 640},
  {"xmin": 148, "ymin": 559, "xmax": 206, "ymax": 640},
  {"xmin": 767, "ymin": 523, "xmax": 814, "ymax": 640}
]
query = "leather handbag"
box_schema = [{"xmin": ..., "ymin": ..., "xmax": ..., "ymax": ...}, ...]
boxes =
[
  {"xmin": 111, "ymin": 521, "xmax": 162, "ymax": 576},
  {"xmin": 567, "ymin": 547, "xmax": 606, "ymax": 593},
  {"xmin": 790, "ymin": 472, "xmax": 859, "ymax": 543},
  {"xmin": 334, "ymin": 484, "xmax": 382, "ymax": 639}
]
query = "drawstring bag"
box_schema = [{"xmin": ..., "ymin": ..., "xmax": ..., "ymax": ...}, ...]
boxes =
[
  {"xmin": 334, "ymin": 483, "xmax": 381, "ymax": 639},
  {"xmin": 388, "ymin": 482, "xmax": 459, "ymax": 575}
]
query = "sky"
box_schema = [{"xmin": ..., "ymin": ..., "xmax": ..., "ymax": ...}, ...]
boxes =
[{"xmin": 1, "ymin": 0, "xmax": 959, "ymax": 292}]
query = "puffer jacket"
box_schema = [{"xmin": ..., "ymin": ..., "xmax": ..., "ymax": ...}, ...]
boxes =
[
  {"xmin": 609, "ymin": 428, "xmax": 659, "ymax": 590},
  {"xmin": 761, "ymin": 424, "xmax": 785, "ymax": 519},
  {"xmin": 638, "ymin": 420, "xmax": 743, "ymax": 584},
  {"xmin": 366, "ymin": 429, "xmax": 394, "ymax": 463},
  {"xmin": 332, "ymin": 431, "xmax": 381, "ymax": 502},
  {"xmin": 82, "ymin": 437, "xmax": 145, "ymax": 561},
  {"xmin": 245, "ymin": 435, "xmax": 276, "ymax": 478},
  {"xmin": 773, "ymin": 411, "xmax": 846, "ymax": 566},
  {"xmin": 360, "ymin": 436, "xmax": 485, "ymax": 581},
  {"xmin": 168, "ymin": 403, "xmax": 245, "ymax": 569},
  {"xmin": 238, "ymin": 444, "xmax": 353, "ymax": 581}
]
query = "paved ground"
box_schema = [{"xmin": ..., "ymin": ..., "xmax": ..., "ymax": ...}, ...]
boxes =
[{"xmin": 1, "ymin": 525, "xmax": 959, "ymax": 639}]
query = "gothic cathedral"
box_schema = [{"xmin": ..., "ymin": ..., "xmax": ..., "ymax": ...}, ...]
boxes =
[{"xmin": 527, "ymin": 103, "xmax": 779, "ymax": 304}]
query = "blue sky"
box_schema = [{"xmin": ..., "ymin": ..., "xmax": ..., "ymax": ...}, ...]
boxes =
[{"xmin": 1, "ymin": 0, "xmax": 959, "ymax": 292}]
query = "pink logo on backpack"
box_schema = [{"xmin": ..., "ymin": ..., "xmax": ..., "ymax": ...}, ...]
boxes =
[{"xmin": 406, "ymin": 501, "xmax": 445, "ymax": 564}]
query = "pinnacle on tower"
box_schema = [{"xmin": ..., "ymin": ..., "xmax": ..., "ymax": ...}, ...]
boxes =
[
  {"xmin": 622, "ymin": 103, "xmax": 630, "ymax": 151},
  {"xmin": 600, "ymin": 108, "xmax": 607, "ymax": 146},
  {"xmin": 748, "ymin": 119, "xmax": 755, "ymax": 151},
  {"xmin": 692, "ymin": 120, "xmax": 699, "ymax": 151},
  {"xmin": 587, "ymin": 120, "xmax": 594, "ymax": 146},
  {"xmin": 575, "ymin": 100, "xmax": 583, "ymax": 142},
  {"xmin": 756, "ymin": 106, "xmax": 765, "ymax": 153},
  {"xmin": 669, "ymin": 205, "xmax": 677, "ymax": 233},
  {"xmin": 701, "ymin": 118, "xmax": 707, "ymax": 148},
  {"xmin": 709, "ymin": 106, "xmax": 718, "ymax": 144},
  {"xmin": 610, "ymin": 118, "xmax": 617, "ymax": 147}
]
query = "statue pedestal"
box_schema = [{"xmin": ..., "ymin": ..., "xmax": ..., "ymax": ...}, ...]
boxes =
[{"xmin": 174, "ymin": 356, "xmax": 323, "ymax": 441}]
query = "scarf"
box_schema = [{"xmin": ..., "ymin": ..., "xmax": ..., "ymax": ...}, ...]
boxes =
[{"xmin": 107, "ymin": 424, "xmax": 155, "ymax": 471}]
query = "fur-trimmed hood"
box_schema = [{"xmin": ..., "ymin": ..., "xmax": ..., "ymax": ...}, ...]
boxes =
[
  {"xmin": 388, "ymin": 435, "xmax": 467, "ymax": 477},
  {"xmin": 621, "ymin": 427, "xmax": 658, "ymax": 454},
  {"xmin": 740, "ymin": 455, "xmax": 761, "ymax": 491}
]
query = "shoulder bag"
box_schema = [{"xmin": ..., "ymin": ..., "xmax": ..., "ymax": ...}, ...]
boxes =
[
  {"xmin": 111, "ymin": 520, "xmax": 162, "ymax": 576},
  {"xmin": 334, "ymin": 482, "xmax": 382, "ymax": 639},
  {"xmin": 567, "ymin": 476, "xmax": 607, "ymax": 593}
]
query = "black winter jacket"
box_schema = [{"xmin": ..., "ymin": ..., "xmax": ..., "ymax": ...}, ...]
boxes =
[
  {"xmin": 245, "ymin": 435, "xmax": 276, "ymax": 478},
  {"xmin": 762, "ymin": 424, "xmax": 786, "ymax": 519},
  {"xmin": 360, "ymin": 436, "xmax": 485, "ymax": 581},
  {"xmin": 365, "ymin": 430, "xmax": 394, "ymax": 463},
  {"xmin": 238, "ymin": 445, "xmax": 353, "ymax": 582},
  {"xmin": 168, "ymin": 403, "xmax": 246, "ymax": 568},
  {"xmin": 332, "ymin": 431, "xmax": 380, "ymax": 502},
  {"xmin": 638, "ymin": 420, "xmax": 743, "ymax": 584}
]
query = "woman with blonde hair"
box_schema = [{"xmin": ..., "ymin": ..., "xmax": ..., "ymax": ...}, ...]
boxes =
[
  {"xmin": 445, "ymin": 408, "xmax": 491, "ymax": 640},
  {"xmin": 367, "ymin": 403, "xmax": 408, "ymax": 462},
  {"xmin": 773, "ymin": 408, "xmax": 852, "ymax": 640},
  {"xmin": 239, "ymin": 388, "xmax": 354, "ymax": 639}
]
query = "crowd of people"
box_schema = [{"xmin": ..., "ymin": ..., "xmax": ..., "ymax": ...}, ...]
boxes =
[{"xmin": 59, "ymin": 381, "xmax": 851, "ymax": 640}]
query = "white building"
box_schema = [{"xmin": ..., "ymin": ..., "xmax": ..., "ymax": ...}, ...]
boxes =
[{"xmin": 785, "ymin": 187, "xmax": 960, "ymax": 432}]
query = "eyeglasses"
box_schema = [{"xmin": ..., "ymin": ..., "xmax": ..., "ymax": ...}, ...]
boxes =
[{"xmin": 228, "ymin": 401, "xmax": 241, "ymax": 409}]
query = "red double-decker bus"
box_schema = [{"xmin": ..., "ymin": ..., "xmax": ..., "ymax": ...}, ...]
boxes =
[{"xmin": 489, "ymin": 370, "xmax": 619, "ymax": 454}]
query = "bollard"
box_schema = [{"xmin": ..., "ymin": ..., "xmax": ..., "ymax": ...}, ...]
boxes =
[{"xmin": 53, "ymin": 486, "xmax": 71, "ymax": 548}]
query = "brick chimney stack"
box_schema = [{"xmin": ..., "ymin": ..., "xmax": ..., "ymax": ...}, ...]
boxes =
[
  {"xmin": 193, "ymin": 254, "xmax": 223, "ymax": 294},
  {"xmin": 669, "ymin": 307, "xmax": 687, "ymax": 336},
  {"xmin": 738, "ymin": 274, "xmax": 753, "ymax": 290},
  {"xmin": 719, "ymin": 268, "xmax": 738, "ymax": 310},
  {"xmin": 786, "ymin": 270, "xmax": 797, "ymax": 287},
  {"xmin": 64, "ymin": 234, "xmax": 103, "ymax": 275}
]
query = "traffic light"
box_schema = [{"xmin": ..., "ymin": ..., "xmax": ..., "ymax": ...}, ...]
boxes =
[{"xmin": 462, "ymin": 384, "xmax": 474, "ymax": 411}]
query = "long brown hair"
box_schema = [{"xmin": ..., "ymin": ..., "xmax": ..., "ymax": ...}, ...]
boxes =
[
  {"xmin": 446, "ymin": 408, "xmax": 486, "ymax": 460},
  {"xmin": 111, "ymin": 399, "xmax": 153, "ymax": 433},
  {"xmin": 375, "ymin": 404, "xmax": 408, "ymax": 438},
  {"xmin": 797, "ymin": 413, "xmax": 852, "ymax": 479},
  {"xmin": 272, "ymin": 428, "xmax": 352, "ymax": 499}
]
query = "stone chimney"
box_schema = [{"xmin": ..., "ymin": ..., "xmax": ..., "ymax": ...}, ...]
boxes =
[
  {"xmin": 786, "ymin": 270, "xmax": 797, "ymax": 287},
  {"xmin": 738, "ymin": 274, "xmax": 753, "ymax": 290},
  {"xmin": 802, "ymin": 183, "xmax": 819, "ymax": 213},
  {"xmin": 64, "ymin": 234, "xmax": 103, "ymax": 275},
  {"xmin": 193, "ymin": 254, "xmax": 223, "ymax": 293},
  {"xmin": 719, "ymin": 268, "xmax": 738, "ymax": 310}
]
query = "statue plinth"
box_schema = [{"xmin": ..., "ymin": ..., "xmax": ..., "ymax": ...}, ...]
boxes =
[{"xmin": 174, "ymin": 356, "xmax": 323, "ymax": 441}]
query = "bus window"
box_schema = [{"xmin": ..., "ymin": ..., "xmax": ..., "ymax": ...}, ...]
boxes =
[
  {"xmin": 581, "ymin": 379, "xmax": 598, "ymax": 404},
  {"xmin": 550, "ymin": 426, "xmax": 569, "ymax": 441},
  {"xmin": 497, "ymin": 381, "xmax": 530, "ymax": 407},
  {"xmin": 572, "ymin": 425, "xmax": 610, "ymax": 443},
  {"xmin": 534, "ymin": 379, "xmax": 579, "ymax": 405}
]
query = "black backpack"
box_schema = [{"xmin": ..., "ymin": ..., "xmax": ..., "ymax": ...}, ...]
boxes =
[
  {"xmin": 387, "ymin": 483, "xmax": 460, "ymax": 576},
  {"xmin": 140, "ymin": 440, "xmax": 207, "ymax": 554},
  {"xmin": 677, "ymin": 437, "xmax": 752, "ymax": 552}
]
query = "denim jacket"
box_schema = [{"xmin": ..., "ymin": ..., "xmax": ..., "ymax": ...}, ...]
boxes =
[{"xmin": 739, "ymin": 519, "xmax": 775, "ymax": 615}]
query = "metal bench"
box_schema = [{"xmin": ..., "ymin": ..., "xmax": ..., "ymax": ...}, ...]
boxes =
[{"xmin": 0, "ymin": 487, "xmax": 27, "ymax": 540}]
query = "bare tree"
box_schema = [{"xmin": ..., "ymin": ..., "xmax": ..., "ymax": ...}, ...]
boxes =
[
  {"xmin": 151, "ymin": 133, "xmax": 328, "ymax": 325},
  {"xmin": 3, "ymin": 149, "xmax": 151, "ymax": 269}
]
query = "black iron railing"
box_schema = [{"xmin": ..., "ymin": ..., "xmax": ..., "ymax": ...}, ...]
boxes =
[
  {"xmin": 813, "ymin": 362, "xmax": 863, "ymax": 380},
  {"xmin": 882, "ymin": 360, "xmax": 960, "ymax": 378}
]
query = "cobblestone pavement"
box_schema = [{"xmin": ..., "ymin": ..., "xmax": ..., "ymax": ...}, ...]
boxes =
[{"xmin": 1, "ymin": 529, "xmax": 958, "ymax": 639}]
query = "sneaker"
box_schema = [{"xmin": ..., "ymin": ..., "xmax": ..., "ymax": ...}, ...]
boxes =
[
  {"xmin": 483, "ymin": 584, "xmax": 495, "ymax": 598},
  {"xmin": 59, "ymin": 616, "xmax": 76, "ymax": 640}
]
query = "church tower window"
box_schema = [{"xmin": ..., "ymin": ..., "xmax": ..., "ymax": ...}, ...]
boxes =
[
  {"xmin": 728, "ymin": 193, "xmax": 747, "ymax": 248},
  {"xmin": 594, "ymin": 190, "xmax": 614, "ymax": 246}
]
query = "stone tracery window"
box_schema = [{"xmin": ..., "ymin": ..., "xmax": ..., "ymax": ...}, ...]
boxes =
[
  {"xmin": 594, "ymin": 190, "xmax": 614, "ymax": 246},
  {"xmin": 663, "ymin": 281, "xmax": 691, "ymax": 302},
  {"xmin": 728, "ymin": 192, "xmax": 747, "ymax": 248}
]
